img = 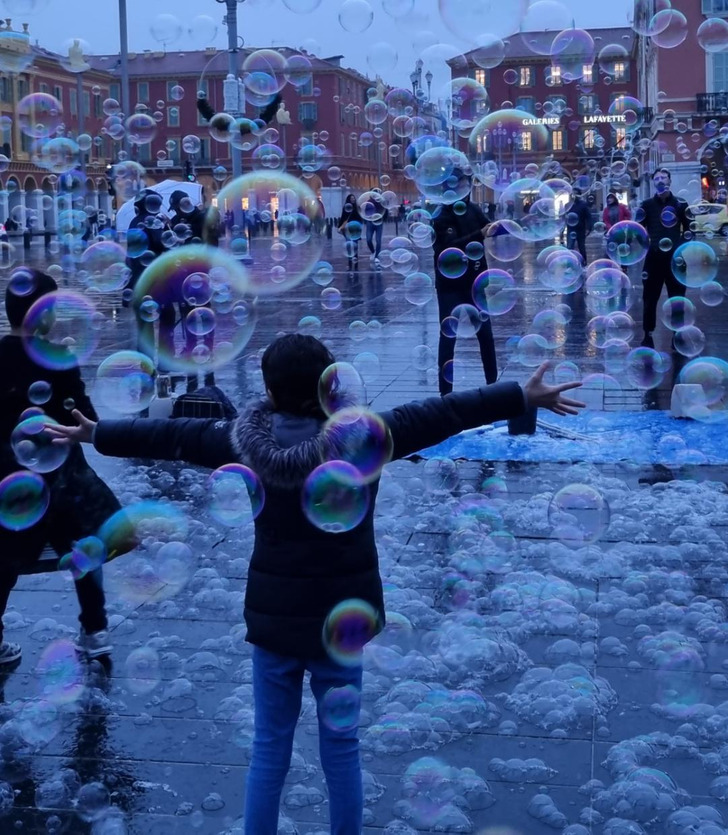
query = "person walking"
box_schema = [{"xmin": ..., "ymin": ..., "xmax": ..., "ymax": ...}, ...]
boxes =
[
  {"xmin": 637, "ymin": 168, "xmax": 690, "ymax": 348},
  {"xmin": 602, "ymin": 192, "xmax": 631, "ymax": 231},
  {"xmin": 433, "ymin": 169, "xmax": 496, "ymax": 396},
  {"xmin": 338, "ymin": 193, "xmax": 362, "ymax": 266},
  {"xmin": 566, "ymin": 190, "xmax": 593, "ymax": 264},
  {"xmin": 363, "ymin": 189, "xmax": 388, "ymax": 266},
  {"xmin": 50, "ymin": 333, "xmax": 585, "ymax": 835}
]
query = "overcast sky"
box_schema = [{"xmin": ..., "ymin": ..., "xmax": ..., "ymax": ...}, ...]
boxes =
[{"xmin": 7, "ymin": 0, "xmax": 634, "ymax": 92}]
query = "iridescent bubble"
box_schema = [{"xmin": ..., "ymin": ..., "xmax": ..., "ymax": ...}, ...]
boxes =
[
  {"xmin": 485, "ymin": 220, "xmax": 525, "ymax": 262},
  {"xmin": 321, "ymin": 684, "xmax": 361, "ymax": 731},
  {"xmin": 548, "ymin": 484, "xmax": 610, "ymax": 548},
  {"xmin": 550, "ymin": 29, "xmax": 596, "ymax": 82},
  {"xmin": 79, "ymin": 241, "xmax": 129, "ymax": 292},
  {"xmin": 649, "ymin": 9, "xmax": 688, "ymax": 49},
  {"xmin": 182, "ymin": 134, "xmax": 201, "ymax": 155},
  {"xmin": 132, "ymin": 246, "xmax": 255, "ymax": 373},
  {"xmin": 660, "ymin": 296, "xmax": 696, "ymax": 331},
  {"xmin": 322, "ymin": 599, "xmax": 380, "ymax": 665},
  {"xmin": 445, "ymin": 77, "xmax": 489, "ymax": 131},
  {"xmin": 586, "ymin": 267, "xmax": 628, "ymax": 299},
  {"xmin": 671, "ymin": 240, "xmax": 718, "ymax": 288},
  {"xmin": 40, "ymin": 137, "xmax": 81, "ymax": 175},
  {"xmin": 302, "ymin": 461, "xmax": 370, "ymax": 534},
  {"xmin": 520, "ymin": 0, "xmax": 572, "ymax": 54},
  {"xmin": 125, "ymin": 113, "xmax": 157, "ymax": 145},
  {"xmin": 554, "ymin": 360, "xmax": 580, "ymax": 384},
  {"xmin": 605, "ymin": 221, "xmax": 649, "ymax": 266},
  {"xmin": 321, "ymin": 287, "xmax": 342, "ymax": 310},
  {"xmin": 414, "ymin": 147, "xmax": 472, "ymax": 205},
  {"xmin": 11, "ymin": 415, "xmax": 69, "ymax": 474},
  {"xmin": 352, "ymin": 351, "xmax": 381, "ymax": 384},
  {"xmin": 37, "ymin": 640, "xmax": 84, "ymax": 705},
  {"xmin": 207, "ymin": 464, "xmax": 265, "ymax": 526},
  {"xmin": 338, "ymin": 0, "xmax": 374, "ymax": 33},
  {"xmin": 678, "ymin": 357, "xmax": 728, "ymax": 422},
  {"xmin": 59, "ymin": 535, "xmax": 106, "ymax": 579},
  {"xmin": 22, "ymin": 290, "xmax": 100, "ymax": 371},
  {"xmin": 516, "ymin": 334, "xmax": 549, "ymax": 367},
  {"xmin": 412, "ymin": 344, "xmax": 436, "ymax": 371},
  {"xmin": 700, "ymin": 280, "xmax": 724, "ymax": 306},
  {"xmin": 96, "ymin": 351, "xmax": 156, "ymax": 415},
  {"xmin": 625, "ymin": 346, "xmax": 666, "ymax": 389},
  {"xmin": 698, "ymin": 17, "xmax": 728, "ymax": 52},
  {"xmin": 18, "ymin": 92, "xmax": 63, "ymax": 139},
  {"xmin": 321, "ymin": 407, "xmax": 393, "ymax": 484},
  {"xmin": 404, "ymin": 272, "xmax": 433, "ymax": 306},
  {"xmin": 531, "ymin": 309, "xmax": 567, "ymax": 349},
  {"xmin": 319, "ymin": 362, "xmax": 367, "ymax": 416},
  {"xmin": 673, "ymin": 325, "xmax": 706, "ymax": 358},
  {"xmin": 437, "ymin": 248, "xmax": 468, "ymax": 279},
  {"xmin": 124, "ymin": 647, "xmax": 161, "ymax": 695},
  {"xmin": 28, "ymin": 380, "xmax": 51, "ymax": 405},
  {"xmin": 96, "ymin": 500, "xmax": 189, "ymax": 562},
  {"xmin": 0, "ymin": 470, "xmax": 49, "ymax": 531},
  {"xmin": 472, "ymin": 269, "xmax": 518, "ymax": 316}
]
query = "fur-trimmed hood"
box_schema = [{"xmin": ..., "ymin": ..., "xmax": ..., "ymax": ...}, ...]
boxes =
[{"xmin": 230, "ymin": 400, "xmax": 326, "ymax": 490}]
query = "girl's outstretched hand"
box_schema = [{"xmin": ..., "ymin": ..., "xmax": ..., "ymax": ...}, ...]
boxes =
[
  {"xmin": 523, "ymin": 363, "xmax": 586, "ymax": 417},
  {"xmin": 46, "ymin": 410, "xmax": 97, "ymax": 445}
]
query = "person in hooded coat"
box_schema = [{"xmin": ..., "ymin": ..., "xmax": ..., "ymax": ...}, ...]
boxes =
[{"xmin": 49, "ymin": 333, "xmax": 584, "ymax": 835}]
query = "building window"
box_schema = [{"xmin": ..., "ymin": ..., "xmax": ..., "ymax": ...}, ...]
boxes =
[
  {"xmin": 299, "ymin": 102, "xmax": 318, "ymax": 123},
  {"xmin": 582, "ymin": 64, "xmax": 594, "ymax": 84},
  {"xmin": 94, "ymin": 94, "xmax": 102, "ymax": 117},
  {"xmin": 517, "ymin": 130, "xmax": 533, "ymax": 151},
  {"xmin": 583, "ymin": 128, "xmax": 597, "ymax": 150},
  {"xmin": 110, "ymin": 83, "xmax": 120, "ymax": 102},
  {"xmin": 70, "ymin": 89, "xmax": 77, "ymax": 116},
  {"xmin": 137, "ymin": 142, "xmax": 152, "ymax": 163},
  {"xmin": 21, "ymin": 132, "xmax": 32, "ymax": 153},
  {"xmin": 474, "ymin": 69, "xmax": 487, "ymax": 86},
  {"xmin": 166, "ymin": 81, "xmax": 179, "ymax": 101},
  {"xmin": 549, "ymin": 65, "xmax": 562, "ymax": 85},
  {"xmin": 39, "ymin": 83, "xmax": 49, "ymax": 94},
  {"xmin": 83, "ymin": 91, "xmax": 90, "ymax": 118},
  {"xmin": 614, "ymin": 127, "xmax": 627, "ymax": 149},
  {"xmin": 702, "ymin": 0, "xmax": 728, "ymax": 13},
  {"xmin": 137, "ymin": 81, "xmax": 149, "ymax": 103},
  {"xmin": 17, "ymin": 79, "xmax": 28, "ymax": 98},
  {"xmin": 551, "ymin": 129, "xmax": 565, "ymax": 151},
  {"xmin": 53, "ymin": 85, "xmax": 62, "ymax": 103},
  {"xmin": 298, "ymin": 77, "xmax": 314, "ymax": 97},
  {"xmin": 167, "ymin": 107, "xmax": 180, "ymax": 127},
  {"xmin": 516, "ymin": 96, "xmax": 535, "ymax": 114},
  {"xmin": 0, "ymin": 78, "xmax": 10, "ymax": 102},
  {"xmin": 578, "ymin": 94, "xmax": 597, "ymax": 115},
  {"xmin": 519, "ymin": 66, "xmax": 533, "ymax": 87},
  {"xmin": 198, "ymin": 137, "xmax": 210, "ymax": 162},
  {"xmin": 613, "ymin": 62, "xmax": 628, "ymax": 81}
]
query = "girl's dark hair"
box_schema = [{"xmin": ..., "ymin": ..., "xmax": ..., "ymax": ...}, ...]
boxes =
[
  {"xmin": 261, "ymin": 334, "xmax": 335, "ymax": 416},
  {"xmin": 5, "ymin": 269, "xmax": 57, "ymax": 328}
]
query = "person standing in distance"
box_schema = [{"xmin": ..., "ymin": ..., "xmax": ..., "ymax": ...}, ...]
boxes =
[
  {"xmin": 566, "ymin": 190, "xmax": 593, "ymax": 265},
  {"xmin": 636, "ymin": 168, "xmax": 691, "ymax": 348},
  {"xmin": 432, "ymin": 168, "xmax": 496, "ymax": 396}
]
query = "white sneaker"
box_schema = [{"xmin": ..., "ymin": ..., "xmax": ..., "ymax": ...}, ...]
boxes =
[
  {"xmin": 76, "ymin": 630, "xmax": 112, "ymax": 658},
  {"xmin": 374, "ymin": 257, "xmax": 381, "ymax": 267},
  {"xmin": 0, "ymin": 642, "xmax": 21, "ymax": 666}
]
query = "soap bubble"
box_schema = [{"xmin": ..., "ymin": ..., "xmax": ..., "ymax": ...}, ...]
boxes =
[
  {"xmin": 659, "ymin": 296, "xmax": 696, "ymax": 331},
  {"xmin": 28, "ymin": 380, "xmax": 51, "ymax": 405},
  {"xmin": 321, "ymin": 408, "xmax": 392, "ymax": 484},
  {"xmin": 80, "ymin": 241, "xmax": 130, "ymax": 292},
  {"xmin": 150, "ymin": 13, "xmax": 183, "ymax": 45},
  {"xmin": 700, "ymin": 281, "xmax": 724, "ymax": 306},
  {"xmin": 624, "ymin": 346, "xmax": 666, "ymax": 389},
  {"xmin": 531, "ymin": 309, "xmax": 567, "ymax": 349},
  {"xmin": 697, "ymin": 17, "xmax": 728, "ymax": 52},
  {"xmin": 320, "ymin": 684, "xmax": 361, "ymax": 731},
  {"xmin": 124, "ymin": 647, "xmax": 162, "ymax": 695},
  {"xmin": 678, "ymin": 357, "xmax": 728, "ymax": 422},
  {"xmin": 22, "ymin": 290, "xmax": 101, "ymax": 371},
  {"xmin": 207, "ymin": 463, "xmax": 265, "ymax": 526},
  {"xmin": 548, "ymin": 484, "xmax": 610, "ymax": 547},
  {"xmin": 339, "ymin": 0, "xmax": 374, "ymax": 33},
  {"xmin": 319, "ymin": 362, "xmax": 367, "ymax": 416},
  {"xmin": 472, "ymin": 269, "xmax": 518, "ymax": 316},
  {"xmin": 95, "ymin": 351, "xmax": 155, "ymax": 415},
  {"xmin": 671, "ymin": 240, "xmax": 719, "ymax": 288},
  {"xmin": 649, "ymin": 9, "xmax": 688, "ymax": 49},
  {"xmin": 322, "ymin": 599, "xmax": 380, "ymax": 665},
  {"xmin": 605, "ymin": 221, "xmax": 649, "ymax": 266},
  {"xmin": 11, "ymin": 415, "xmax": 69, "ymax": 474},
  {"xmin": 132, "ymin": 246, "xmax": 255, "ymax": 373},
  {"xmin": 58, "ymin": 535, "xmax": 106, "ymax": 579},
  {"xmin": 673, "ymin": 325, "xmax": 706, "ymax": 358},
  {"xmin": 0, "ymin": 470, "xmax": 49, "ymax": 531},
  {"xmin": 404, "ymin": 272, "xmax": 433, "ymax": 306},
  {"xmin": 125, "ymin": 113, "xmax": 157, "ymax": 145},
  {"xmin": 36, "ymin": 639, "xmax": 84, "ymax": 705},
  {"xmin": 550, "ymin": 28, "xmax": 596, "ymax": 81},
  {"xmin": 516, "ymin": 334, "xmax": 549, "ymax": 367},
  {"xmin": 437, "ymin": 248, "xmax": 468, "ymax": 279},
  {"xmin": 96, "ymin": 500, "xmax": 189, "ymax": 562},
  {"xmin": 17, "ymin": 92, "xmax": 62, "ymax": 139},
  {"xmin": 302, "ymin": 461, "xmax": 370, "ymax": 533},
  {"xmin": 485, "ymin": 220, "xmax": 525, "ymax": 262}
]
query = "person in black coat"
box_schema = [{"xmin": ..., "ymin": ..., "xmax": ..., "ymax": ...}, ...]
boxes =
[
  {"xmin": 432, "ymin": 171, "xmax": 495, "ymax": 396},
  {"xmin": 50, "ymin": 332, "xmax": 584, "ymax": 835},
  {"xmin": 338, "ymin": 193, "xmax": 362, "ymax": 266},
  {"xmin": 636, "ymin": 168, "xmax": 691, "ymax": 347},
  {"xmin": 0, "ymin": 270, "xmax": 120, "ymax": 665},
  {"xmin": 566, "ymin": 190, "xmax": 594, "ymax": 265}
]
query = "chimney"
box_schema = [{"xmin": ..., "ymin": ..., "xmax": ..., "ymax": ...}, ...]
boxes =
[
  {"xmin": 5, "ymin": 19, "xmax": 11, "ymax": 30},
  {"xmin": 22, "ymin": 23, "xmax": 28, "ymax": 33}
]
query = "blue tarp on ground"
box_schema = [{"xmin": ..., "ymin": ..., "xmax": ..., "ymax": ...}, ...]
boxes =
[{"xmin": 418, "ymin": 410, "xmax": 728, "ymax": 466}]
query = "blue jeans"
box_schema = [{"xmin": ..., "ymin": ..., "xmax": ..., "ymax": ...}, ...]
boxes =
[
  {"xmin": 365, "ymin": 222, "xmax": 383, "ymax": 257},
  {"xmin": 244, "ymin": 646, "xmax": 363, "ymax": 835}
]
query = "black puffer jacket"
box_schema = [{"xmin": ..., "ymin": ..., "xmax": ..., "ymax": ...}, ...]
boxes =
[
  {"xmin": 433, "ymin": 201, "xmax": 488, "ymax": 292},
  {"xmin": 93, "ymin": 383, "xmax": 526, "ymax": 658}
]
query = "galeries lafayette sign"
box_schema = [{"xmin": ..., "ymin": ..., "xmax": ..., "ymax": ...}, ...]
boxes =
[{"xmin": 520, "ymin": 114, "xmax": 629, "ymax": 126}]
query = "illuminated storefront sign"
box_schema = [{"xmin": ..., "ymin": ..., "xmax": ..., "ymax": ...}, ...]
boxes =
[{"xmin": 519, "ymin": 113, "xmax": 629, "ymax": 127}]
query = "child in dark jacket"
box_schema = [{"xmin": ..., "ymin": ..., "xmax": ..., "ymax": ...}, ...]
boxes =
[
  {"xmin": 0, "ymin": 270, "xmax": 120, "ymax": 664},
  {"xmin": 50, "ymin": 333, "xmax": 584, "ymax": 835}
]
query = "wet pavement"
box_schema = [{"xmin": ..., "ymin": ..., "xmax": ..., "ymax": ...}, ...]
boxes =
[{"xmin": 2, "ymin": 228, "xmax": 728, "ymax": 832}]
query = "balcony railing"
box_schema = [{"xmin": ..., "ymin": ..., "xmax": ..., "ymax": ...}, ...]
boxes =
[{"xmin": 697, "ymin": 92, "xmax": 728, "ymax": 113}]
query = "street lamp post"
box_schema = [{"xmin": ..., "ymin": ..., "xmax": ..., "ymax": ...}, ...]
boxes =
[
  {"xmin": 216, "ymin": 0, "xmax": 244, "ymax": 183},
  {"xmin": 118, "ymin": 0, "xmax": 130, "ymax": 155}
]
